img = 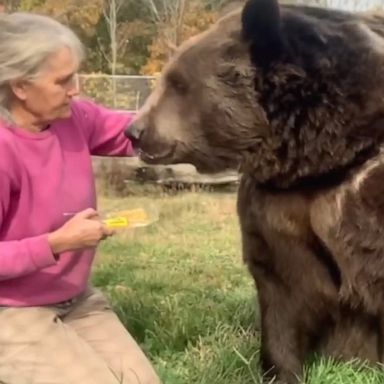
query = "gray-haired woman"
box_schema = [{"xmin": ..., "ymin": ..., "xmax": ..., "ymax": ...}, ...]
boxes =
[{"xmin": 0, "ymin": 12, "xmax": 160, "ymax": 384}]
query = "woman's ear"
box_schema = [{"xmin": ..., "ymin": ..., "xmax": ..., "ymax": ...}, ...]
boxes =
[{"xmin": 9, "ymin": 79, "xmax": 28, "ymax": 101}]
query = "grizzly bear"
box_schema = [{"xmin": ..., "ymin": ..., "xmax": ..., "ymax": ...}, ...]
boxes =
[{"xmin": 125, "ymin": 0, "xmax": 384, "ymax": 382}]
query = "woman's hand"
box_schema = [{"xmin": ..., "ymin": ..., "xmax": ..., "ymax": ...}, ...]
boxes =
[{"xmin": 48, "ymin": 208, "xmax": 114, "ymax": 255}]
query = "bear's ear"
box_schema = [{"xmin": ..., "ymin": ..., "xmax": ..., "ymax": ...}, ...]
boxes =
[{"xmin": 241, "ymin": 0, "xmax": 284, "ymax": 67}]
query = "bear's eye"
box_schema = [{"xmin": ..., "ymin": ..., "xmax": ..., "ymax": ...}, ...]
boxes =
[{"xmin": 166, "ymin": 72, "xmax": 188, "ymax": 94}]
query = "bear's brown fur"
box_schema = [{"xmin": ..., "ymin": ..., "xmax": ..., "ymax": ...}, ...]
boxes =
[{"xmin": 126, "ymin": 1, "xmax": 384, "ymax": 382}]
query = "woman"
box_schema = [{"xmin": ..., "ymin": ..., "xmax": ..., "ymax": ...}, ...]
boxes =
[{"xmin": 0, "ymin": 12, "xmax": 160, "ymax": 384}]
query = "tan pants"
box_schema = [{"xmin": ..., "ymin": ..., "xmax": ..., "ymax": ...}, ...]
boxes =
[{"xmin": 0, "ymin": 287, "xmax": 160, "ymax": 384}]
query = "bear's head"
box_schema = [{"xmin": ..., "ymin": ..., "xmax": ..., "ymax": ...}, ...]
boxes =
[{"xmin": 126, "ymin": 0, "xmax": 384, "ymax": 189}]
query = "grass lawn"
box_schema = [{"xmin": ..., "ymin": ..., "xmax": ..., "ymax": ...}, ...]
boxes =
[{"xmin": 93, "ymin": 187, "xmax": 384, "ymax": 384}]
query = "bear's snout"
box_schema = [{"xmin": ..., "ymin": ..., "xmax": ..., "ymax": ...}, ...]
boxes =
[{"xmin": 125, "ymin": 120, "xmax": 144, "ymax": 148}]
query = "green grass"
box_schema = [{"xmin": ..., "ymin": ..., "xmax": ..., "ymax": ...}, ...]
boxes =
[{"xmin": 93, "ymin": 189, "xmax": 384, "ymax": 384}]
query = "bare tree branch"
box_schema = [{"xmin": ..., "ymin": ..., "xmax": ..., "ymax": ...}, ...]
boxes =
[
  {"xmin": 146, "ymin": 0, "xmax": 161, "ymax": 22},
  {"xmin": 143, "ymin": 0, "xmax": 188, "ymax": 58},
  {"xmin": 97, "ymin": 36, "xmax": 112, "ymax": 65}
]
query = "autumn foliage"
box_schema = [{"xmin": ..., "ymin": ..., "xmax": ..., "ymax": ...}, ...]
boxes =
[{"xmin": 1, "ymin": 0, "xmax": 223, "ymax": 75}]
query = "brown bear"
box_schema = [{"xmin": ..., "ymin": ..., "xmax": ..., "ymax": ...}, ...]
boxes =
[{"xmin": 125, "ymin": 0, "xmax": 384, "ymax": 383}]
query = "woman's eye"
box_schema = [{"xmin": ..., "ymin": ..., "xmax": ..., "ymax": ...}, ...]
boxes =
[{"xmin": 57, "ymin": 74, "xmax": 75, "ymax": 85}]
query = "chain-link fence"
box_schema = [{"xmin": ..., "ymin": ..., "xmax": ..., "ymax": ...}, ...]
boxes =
[{"xmin": 77, "ymin": 74, "xmax": 158, "ymax": 112}]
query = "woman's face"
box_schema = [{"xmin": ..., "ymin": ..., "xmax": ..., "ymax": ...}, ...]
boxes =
[{"xmin": 12, "ymin": 46, "xmax": 80, "ymax": 123}]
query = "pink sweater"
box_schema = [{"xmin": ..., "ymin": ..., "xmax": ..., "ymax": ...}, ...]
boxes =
[{"xmin": 0, "ymin": 99, "xmax": 134, "ymax": 306}]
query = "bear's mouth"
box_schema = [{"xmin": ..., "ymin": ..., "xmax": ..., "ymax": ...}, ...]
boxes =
[{"xmin": 138, "ymin": 144, "xmax": 177, "ymax": 164}]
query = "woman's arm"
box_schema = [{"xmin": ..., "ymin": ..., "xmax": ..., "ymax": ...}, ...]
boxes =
[
  {"xmin": 0, "ymin": 170, "xmax": 57, "ymax": 280},
  {"xmin": 73, "ymin": 99, "xmax": 136, "ymax": 157}
]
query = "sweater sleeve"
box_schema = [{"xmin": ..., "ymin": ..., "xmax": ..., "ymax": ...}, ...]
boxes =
[
  {"xmin": 73, "ymin": 98, "xmax": 136, "ymax": 157},
  {"xmin": 0, "ymin": 170, "xmax": 57, "ymax": 281}
]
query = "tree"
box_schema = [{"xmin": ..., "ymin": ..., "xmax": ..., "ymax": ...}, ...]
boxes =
[
  {"xmin": 100, "ymin": 0, "xmax": 126, "ymax": 74},
  {"xmin": 3, "ymin": 0, "xmax": 381, "ymax": 76},
  {"xmin": 141, "ymin": 0, "xmax": 219, "ymax": 75},
  {"xmin": 17, "ymin": 0, "xmax": 105, "ymax": 72},
  {"xmin": 32, "ymin": 0, "xmax": 103, "ymax": 35},
  {"xmin": 98, "ymin": 0, "xmax": 126, "ymax": 106},
  {"xmin": 1, "ymin": 0, "xmax": 21, "ymax": 11},
  {"xmin": 146, "ymin": 0, "xmax": 187, "ymax": 50}
]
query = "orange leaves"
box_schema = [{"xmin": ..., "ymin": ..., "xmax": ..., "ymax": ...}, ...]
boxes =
[{"xmin": 22, "ymin": 0, "xmax": 104, "ymax": 37}]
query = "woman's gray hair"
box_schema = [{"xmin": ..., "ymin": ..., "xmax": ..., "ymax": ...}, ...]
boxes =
[{"xmin": 0, "ymin": 12, "xmax": 85, "ymax": 120}]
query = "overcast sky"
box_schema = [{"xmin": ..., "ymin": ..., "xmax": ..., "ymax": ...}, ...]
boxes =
[
  {"xmin": 296, "ymin": 0, "xmax": 383, "ymax": 11},
  {"xmin": 329, "ymin": 0, "xmax": 383, "ymax": 10}
]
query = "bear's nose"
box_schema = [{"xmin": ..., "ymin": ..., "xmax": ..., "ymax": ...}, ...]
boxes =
[{"xmin": 125, "ymin": 121, "xmax": 143, "ymax": 145}]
